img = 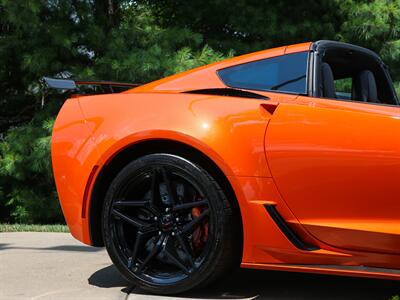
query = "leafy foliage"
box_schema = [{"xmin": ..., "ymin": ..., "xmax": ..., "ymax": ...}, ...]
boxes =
[
  {"xmin": 0, "ymin": 1, "xmax": 227, "ymax": 223},
  {"xmin": 1, "ymin": 0, "xmax": 400, "ymax": 223},
  {"xmin": 0, "ymin": 104, "xmax": 61, "ymax": 223},
  {"xmin": 145, "ymin": 0, "xmax": 344, "ymax": 54},
  {"xmin": 91, "ymin": 5, "xmax": 228, "ymax": 82},
  {"xmin": 339, "ymin": 0, "xmax": 400, "ymax": 80}
]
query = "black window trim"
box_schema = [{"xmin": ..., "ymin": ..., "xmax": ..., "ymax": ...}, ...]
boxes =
[
  {"xmin": 309, "ymin": 92, "xmax": 400, "ymax": 108},
  {"xmin": 216, "ymin": 51, "xmax": 311, "ymax": 97},
  {"xmin": 310, "ymin": 40, "xmax": 400, "ymax": 107}
]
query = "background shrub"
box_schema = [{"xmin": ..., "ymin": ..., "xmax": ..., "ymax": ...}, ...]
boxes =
[
  {"xmin": 0, "ymin": 103, "xmax": 62, "ymax": 223},
  {"xmin": 1, "ymin": 0, "xmax": 400, "ymax": 223}
]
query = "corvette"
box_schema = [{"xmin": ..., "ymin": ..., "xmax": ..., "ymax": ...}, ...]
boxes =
[{"xmin": 50, "ymin": 40, "xmax": 400, "ymax": 294}]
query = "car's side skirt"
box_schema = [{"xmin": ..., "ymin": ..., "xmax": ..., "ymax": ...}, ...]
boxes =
[{"xmin": 241, "ymin": 262, "xmax": 400, "ymax": 281}]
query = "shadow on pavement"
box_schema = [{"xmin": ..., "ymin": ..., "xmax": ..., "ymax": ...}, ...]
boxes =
[
  {"xmin": 88, "ymin": 264, "xmax": 133, "ymax": 294},
  {"xmin": 179, "ymin": 268, "xmax": 400, "ymax": 300},
  {"xmin": 41, "ymin": 245, "xmax": 103, "ymax": 252},
  {"xmin": 0, "ymin": 243, "xmax": 10, "ymax": 250},
  {"xmin": 0, "ymin": 244, "xmax": 103, "ymax": 252},
  {"xmin": 90, "ymin": 265, "xmax": 400, "ymax": 299}
]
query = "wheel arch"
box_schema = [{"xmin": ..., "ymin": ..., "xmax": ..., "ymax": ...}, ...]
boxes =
[{"xmin": 89, "ymin": 138, "xmax": 243, "ymax": 250}]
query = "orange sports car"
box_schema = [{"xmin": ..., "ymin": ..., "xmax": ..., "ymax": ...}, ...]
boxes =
[{"xmin": 49, "ymin": 40, "xmax": 400, "ymax": 294}]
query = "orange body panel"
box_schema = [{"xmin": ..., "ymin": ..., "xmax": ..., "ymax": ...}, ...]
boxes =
[
  {"xmin": 265, "ymin": 97, "xmax": 400, "ymax": 256},
  {"xmin": 52, "ymin": 41, "xmax": 400, "ymax": 281}
]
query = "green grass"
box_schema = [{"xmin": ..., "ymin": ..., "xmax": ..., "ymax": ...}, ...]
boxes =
[{"xmin": 0, "ymin": 223, "xmax": 69, "ymax": 233}]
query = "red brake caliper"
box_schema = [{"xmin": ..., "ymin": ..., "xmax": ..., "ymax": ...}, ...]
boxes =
[{"xmin": 191, "ymin": 206, "xmax": 209, "ymax": 255}]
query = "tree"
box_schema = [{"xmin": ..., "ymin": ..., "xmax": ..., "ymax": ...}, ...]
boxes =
[
  {"xmin": 145, "ymin": 0, "xmax": 400, "ymax": 82},
  {"xmin": 339, "ymin": 0, "xmax": 400, "ymax": 82},
  {"xmin": 1, "ymin": 0, "xmax": 400, "ymax": 223},
  {"xmin": 0, "ymin": 0, "xmax": 226, "ymax": 223},
  {"xmin": 143, "ymin": 0, "xmax": 345, "ymax": 53}
]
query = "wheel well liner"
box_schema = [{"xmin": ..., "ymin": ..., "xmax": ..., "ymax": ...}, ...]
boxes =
[{"xmin": 89, "ymin": 139, "xmax": 243, "ymax": 247}]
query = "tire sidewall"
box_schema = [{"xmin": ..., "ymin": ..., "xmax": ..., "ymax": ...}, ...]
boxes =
[{"xmin": 102, "ymin": 153, "xmax": 230, "ymax": 294}]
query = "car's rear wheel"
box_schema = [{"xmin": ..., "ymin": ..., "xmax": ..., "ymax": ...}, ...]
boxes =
[{"xmin": 102, "ymin": 153, "xmax": 240, "ymax": 294}]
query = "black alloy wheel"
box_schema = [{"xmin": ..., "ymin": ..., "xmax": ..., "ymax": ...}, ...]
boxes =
[{"xmin": 102, "ymin": 154, "xmax": 241, "ymax": 295}]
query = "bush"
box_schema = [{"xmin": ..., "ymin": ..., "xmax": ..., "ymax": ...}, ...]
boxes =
[
  {"xmin": 0, "ymin": 104, "xmax": 64, "ymax": 224},
  {"xmin": 0, "ymin": 2, "xmax": 229, "ymax": 224}
]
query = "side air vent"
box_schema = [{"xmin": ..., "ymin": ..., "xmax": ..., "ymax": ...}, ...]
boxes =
[
  {"xmin": 264, "ymin": 204, "xmax": 319, "ymax": 251},
  {"xmin": 183, "ymin": 88, "xmax": 269, "ymax": 100}
]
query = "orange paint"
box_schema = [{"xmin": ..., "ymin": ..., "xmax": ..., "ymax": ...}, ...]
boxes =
[
  {"xmin": 52, "ymin": 41, "xmax": 400, "ymax": 281},
  {"xmin": 81, "ymin": 165, "xmax": 99, "ymax": 218}
]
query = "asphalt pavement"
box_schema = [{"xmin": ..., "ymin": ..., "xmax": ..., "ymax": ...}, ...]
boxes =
[{"xmin": 1, "ymin": 232, "xmax": 399, "ymax": 300}]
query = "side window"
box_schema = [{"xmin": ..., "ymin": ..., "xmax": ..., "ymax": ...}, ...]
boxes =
[
  {"xmin": 334, "ymin": 77, "xmax": 352, "ymax": 100},
  {"xmin": 218, "ymin": 52, "xmax": 309, "ymax": 94},
  {"xmin": 320, "ymin": 48, "xmax": 398, "ymax": 105}
]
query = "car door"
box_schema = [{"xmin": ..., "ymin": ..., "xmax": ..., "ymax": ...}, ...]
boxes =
[{"xmin": 265, "ymin": 96, "xmax": 400, "ymax": 254}]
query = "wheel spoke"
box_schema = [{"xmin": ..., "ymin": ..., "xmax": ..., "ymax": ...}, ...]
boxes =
[
  {"xmin": 112, "ymin": 209, "xmax": 154, "ymax": 231},
  {"xmin": 114, "ymin": 198, "xmax": 160, "ymax": 219},
  {"xmin": 172, "ymin": 200, "xmax": 208, "ymax": 212},
  {"xmin": 182, "ymin": 209, "xmax": 209, "ymax": 234},
  {"xmin": 148, "ymin": 169, "xmax": 163, "ymax": 216},
  {"xmin": 113, "ymin": 200, "xmax": 147, "ymax": 207},
  {"xmin": 128, "ymin": 231, "xmax": 144, "ymax": 269},
  {"xmin": 128, "ymin": 230, "xmax": 157, "ymax": 269},
  {"xmin": 176, "ymin": 232, "xmax": 194, "ymax": 267},
  {"xmin": 160, "ymin": 167, "xmax": 176, "ymax": 206},
  {"xmin": 138, "ymin": 234, "xmax": 165, "ymax": 272},
  {"xmin": 164, "ymin": 236, "xmax": 190, "ymax": 274}
]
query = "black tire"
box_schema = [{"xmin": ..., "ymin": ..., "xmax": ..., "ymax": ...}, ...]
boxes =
[{"xmin": 102, "ymin": 153, "xmax": 241, "ymax": 295}]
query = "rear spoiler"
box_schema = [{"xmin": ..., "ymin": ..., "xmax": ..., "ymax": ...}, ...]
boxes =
[{"xmin": 42, "ymin": 77, "xmax": 140, "ymax": 94}]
